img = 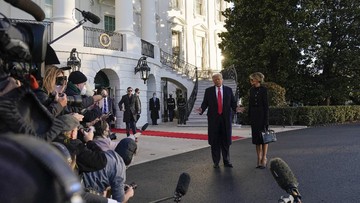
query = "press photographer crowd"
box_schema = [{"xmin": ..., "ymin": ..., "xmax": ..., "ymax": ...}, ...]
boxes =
[{"xmin": 0, "ymin": 1, "xmax": 142, "ymax": 202}]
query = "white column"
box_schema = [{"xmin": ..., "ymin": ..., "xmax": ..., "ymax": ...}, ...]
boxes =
[
  {"xmin": 141, "ymin": 0, "xmax": 157, "ymax": 44},
  {"xmin": 115, "ymin": 0, "xmax": 134, "ymax": 35},
  {"xmin": 52, "ymin": 0, "xmax": 75, "ymax": 24}
]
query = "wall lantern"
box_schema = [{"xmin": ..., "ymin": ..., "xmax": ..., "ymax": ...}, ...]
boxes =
[
  {"xmin": 134, "ymin": 56, "xmax": 151, "ymax": 84},
  {"xmin": 67, "ymin": 48, "xmax": 81, "ymax": 71}
]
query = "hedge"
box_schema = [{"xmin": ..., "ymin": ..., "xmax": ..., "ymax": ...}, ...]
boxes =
[{"xmin": 238, "ymin": 105, "xmax": 360, "ymax": 126}]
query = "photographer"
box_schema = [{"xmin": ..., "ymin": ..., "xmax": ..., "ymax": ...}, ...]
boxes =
[
  {"xmin": 82, "ymin": 137, "xmax": 137, "ymax": 203},
  {"xmin": 53, "ymin": 114, "xmax": 108, "ymax": 174},
  {"xmin": 93, "ymin": 120, "xmax": 119, "ymax": 152},
  {"xmin": 65, "ymin": 71, "xmax": 106, "ymax": 114},
  {"xmin": 35, "ymin": 65, "xmax": 67, "ymax": 117}
]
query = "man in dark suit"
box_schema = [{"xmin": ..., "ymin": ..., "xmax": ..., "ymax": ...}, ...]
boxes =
[
  {"xmin": 99, "ymin": 88, "xmax": 116, "ymax": 128},
  {"xmin": 118, "ymin": 87, "xmax": 137, "ymax": 136},
  {"xmin": 149, "ymin": 92, "xmax": 160, "ymax": 125},
  {"xmin": 197, "ymin": 73, "xmax": 242, "ymax": 168}
]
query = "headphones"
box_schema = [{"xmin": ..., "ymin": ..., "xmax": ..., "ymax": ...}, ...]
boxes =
[{"xmin": 0, "ymin": 133, "xmax": 83, "ymax": 203}]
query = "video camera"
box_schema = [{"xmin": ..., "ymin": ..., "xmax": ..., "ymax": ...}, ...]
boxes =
[{"xmin": 0, "ymin": 14, "xmax": 47, "ymax": 83}]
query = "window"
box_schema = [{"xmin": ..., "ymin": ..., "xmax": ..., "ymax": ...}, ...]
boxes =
[
  {"xmin": 196, "ymin": 36, "xmax": 205, "ymax": 68},
  {"xmin": 216, "ymin": 0, "xmax": 224, "ymax": 21},
  {"xmin": 172, "ymin": 31, "xmax": 180, "ymax": 55},
  {"xmin": 195, "ymin": 0, "xmax": 203, "ymax": 15},
  {"xmin": 104, "ymin": 16, "xmax": 115, "ymax": 32},
  {"xmin": 171, "ymin": 0, "xmax": 179, "ymax": 9},
  {"xmin": 44, "ymin": 0, "xmax": 53, "ymax": 19}
]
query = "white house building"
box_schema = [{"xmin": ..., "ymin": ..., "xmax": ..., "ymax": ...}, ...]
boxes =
[{"xmin": 0, "ymin": 0, "xmax": 231, "ymax": 128}]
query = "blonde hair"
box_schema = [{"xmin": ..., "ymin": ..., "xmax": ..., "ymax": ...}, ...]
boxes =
[
  {"xmin": 43, "ymin": 65, "xmax": 64, "ymax": 95},
  {"xmin": 249, "ymin": 72, "xmax": 265, "ymax": 83}
]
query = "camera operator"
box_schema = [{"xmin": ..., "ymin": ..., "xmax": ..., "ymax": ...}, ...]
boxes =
[
  {"xmin": 82, "ymin": 137, "xmax": 137, "ymax": 203},
  {"xmin": 34, "ymin": 65, "xmax": 68, "ymax": 117},
  {"xmin": 65, "ymin": 70, "xmax": 106, "ymax": 114}
]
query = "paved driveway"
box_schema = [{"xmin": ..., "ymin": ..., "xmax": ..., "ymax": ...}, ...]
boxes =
[{"xmin": 126, "ymin": 123, "xmax": 360, "ymax": 203}]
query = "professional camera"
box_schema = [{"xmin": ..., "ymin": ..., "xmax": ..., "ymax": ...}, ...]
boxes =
[
  {"xmin": 124, "ymin": 182, "xmax": 137, "ymax": 191},
  {"xmin": 0, "ymin": 15, "xmax": 47, "ymax": 81},
  {"xmin": 109, "ymin": 132, "xmax": 117, "ymax": 140}
]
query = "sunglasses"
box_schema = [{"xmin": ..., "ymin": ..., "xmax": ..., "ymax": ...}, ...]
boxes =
[
  {"xmin": 55, "ymin": 76, "xmax": 67, "ymax": 86},
  {"xmin": 128, "ymin": 89, "xmax": 133, "ymax": 92}
]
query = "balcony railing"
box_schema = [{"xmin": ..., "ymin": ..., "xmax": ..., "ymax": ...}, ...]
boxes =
[
  {"xmin": 160, "ymin": 49, "xmax": 198, "ymax": 80},
  {"xmin": 83, "ymin": 26, "xmax": 123, "ymax": 51},
  {"xmin": 160, "ymin": 49, "xmax": 198, "ymax": 121}
]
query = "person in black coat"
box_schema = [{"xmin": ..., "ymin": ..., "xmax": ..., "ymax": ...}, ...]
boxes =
[
  {"xmin": 118, "ymin": 87, "xmax": 137, "ymax": 136},
  {"xmin": 248, "ymin": 72, "xmax": 269, "ymax": 169},
  {"xmin": 197, "ymin": 73, "xmax": 242, "ymax": 168},
  {"xmin": 167, "ymin": 94, "xmax": 176, "ymax": 122},
  {"xmin": 177, "ymin": 94, "xmax": 187, "ymax": 125},
  {"xmin": 149, "ymin": 92, "xmax": 160, "ymax": 125}
]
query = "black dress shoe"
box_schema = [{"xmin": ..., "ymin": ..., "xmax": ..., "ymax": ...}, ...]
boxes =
[
  {"xmin": 213, "ymin": 164, "xmax": 219, "ymax": 168},
  {"xmin": 224, "ymin": 163, "xmax": 233, "ymax": 168}
]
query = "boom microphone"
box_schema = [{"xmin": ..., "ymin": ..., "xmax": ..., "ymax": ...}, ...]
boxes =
[
  {"xmin": 175, "ymin": 172, "xmax": 190, "ymax": 197},
  {"xmin": 269, "ymin": 158, "xmax": 302, "ymax": 202},
  {"xmin": 75, "ymin": 8, "xmax": 100, "ymax": 24},
  {"xmin": 4, "ymin": 0, "xmax": 45, "ymax": 21}
]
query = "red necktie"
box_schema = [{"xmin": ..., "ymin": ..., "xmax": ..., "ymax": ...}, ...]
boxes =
[{"xmin": 218, "ymin": 87, "xmax": 222, "ymax": 114}]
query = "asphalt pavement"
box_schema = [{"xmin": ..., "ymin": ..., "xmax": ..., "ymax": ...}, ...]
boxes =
[
  {"xmin": 115, "ymin": 121, "xmax": 306, "ymax": 165},
  {"xmin": 116, "ymin": 122, "xmax": 360, "ymax": 203}
]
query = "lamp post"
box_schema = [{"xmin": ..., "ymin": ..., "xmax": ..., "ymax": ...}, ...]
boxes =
[
  {"xmin": 134, "ymin": 56, "xmax": 151, "ymax": 84},
  {"xmin": 67, "ymin": 48, "xmax": 81, "ymax": 71}
]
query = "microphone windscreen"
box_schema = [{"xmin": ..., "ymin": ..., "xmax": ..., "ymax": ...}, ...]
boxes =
[
  {"xmin": 82, "ymin": 11, "xmax": 100, "ymax": 24},
  {"xmin": 269, "ymin": 158, "xmax": 298, "ymax": 191},
  {"xmin": 5, "ymin": 0, "xmax": 45, "ymax": 21},
  {"xmin": 175, "ymin": 173, "xmax": 190, "ymax": 196}
]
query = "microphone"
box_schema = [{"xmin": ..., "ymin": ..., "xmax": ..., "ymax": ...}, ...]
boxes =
[
  {"xmin": 75, "ymin": 8, "xmax": 100, "ymax": 24},
  {"xmin": 4, "ymin": 0, "xmax": 45, "ymax": 21},
  {"xmin": 269, "ymin": 158, "xmax": 302, "ymax": 202},
  {"xmin": 174, "ymin": 172, "xmax": 190, "ymax": 198}
]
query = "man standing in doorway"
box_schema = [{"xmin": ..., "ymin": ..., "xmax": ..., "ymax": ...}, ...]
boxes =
[
  {"xmin": 196, "ymin": 73, "xmax": 243, "ymax": 168},
  {"xmin": 100, "ymin": 88, "xmax": 116, "ymax": 128},
  {"xmin": 149, "ymin": 92, "xmax": 160, "ymax": 125},
  {"xmin": 167, "ymin": 94, "xmax": 176, "ymax": 122}
]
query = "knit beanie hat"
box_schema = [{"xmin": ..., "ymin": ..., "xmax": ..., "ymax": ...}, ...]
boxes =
[
  {"xmin": 68, "ymin": 71, "xmax": 87, "ymax": 85},
  {"xmin": 115, "ymin": 138, "xmax": 137, "ymax": 166},
  {"xmin": 57, "ymin": 114, "xmax": 80, "ymax": 132}
]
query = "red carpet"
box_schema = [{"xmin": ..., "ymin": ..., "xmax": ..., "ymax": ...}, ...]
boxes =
[{"xmin": 111, "ymin": 128, "xmax": 244, "ymax": 141}]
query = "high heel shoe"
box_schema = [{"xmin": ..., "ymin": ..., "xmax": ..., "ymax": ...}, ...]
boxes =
[
  {"xmin": 259, "ymin": 158, "xmax": 268, "ymax": 169},
  {"xmin": 256, "ymin": 159, "xmax": 262, "ymax": 169}
]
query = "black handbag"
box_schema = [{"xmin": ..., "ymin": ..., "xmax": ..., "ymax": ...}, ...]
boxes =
[{"xmin": 261, "ymin": 129, "xmax": 277, "ymax": 144}]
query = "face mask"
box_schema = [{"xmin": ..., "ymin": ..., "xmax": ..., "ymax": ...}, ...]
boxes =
[{"xmin": 80, "ymin": 85, "xmax": 87, "ymax": 95}]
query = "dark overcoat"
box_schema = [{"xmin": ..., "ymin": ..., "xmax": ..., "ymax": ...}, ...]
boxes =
[
  {"xmin": 200, "ymin": 85, "xmax": 237, "ymax": 146},
  {"xmin": 248, "ymin": 86, "xmax": 269, "ymax": 144},
  {"xmin": 149, "ymin": 97, "xmax": 160, "ymax": 119},
  {"xmin": 118, "ymin": 94, "xmax": 137, "ymax": 122}
]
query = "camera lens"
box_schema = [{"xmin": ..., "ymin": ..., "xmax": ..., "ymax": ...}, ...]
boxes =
[{"xmin": 67, "ymin": 95, "xmax": 82, "ymax": 107}]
